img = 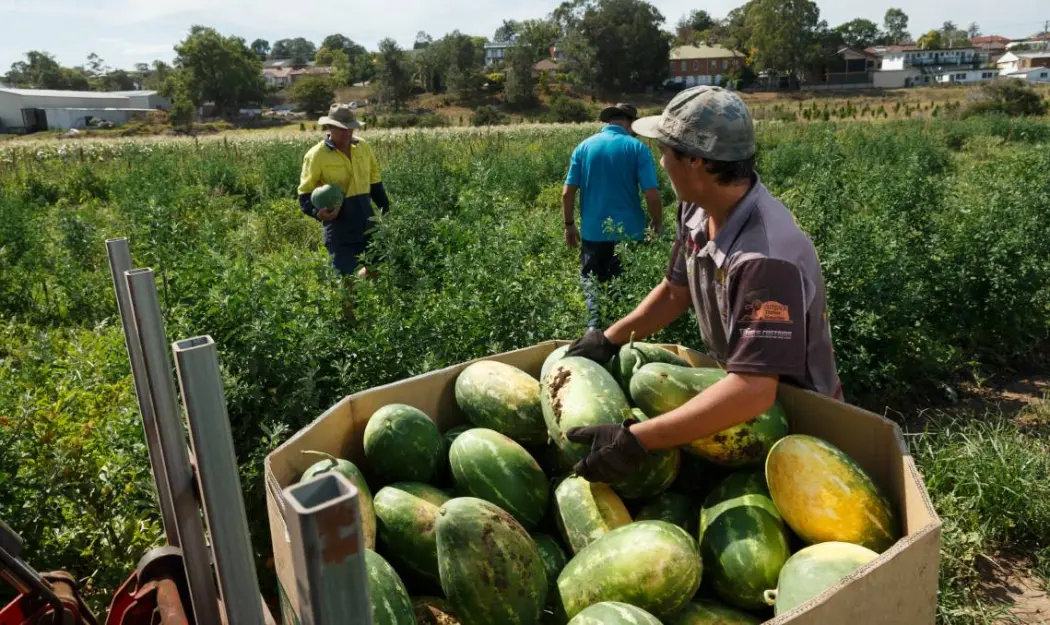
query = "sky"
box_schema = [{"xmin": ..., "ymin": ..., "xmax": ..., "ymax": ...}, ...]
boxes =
[{"xmin": 1, "ymin": 0, "xmax": 1048, "ymax": 72}]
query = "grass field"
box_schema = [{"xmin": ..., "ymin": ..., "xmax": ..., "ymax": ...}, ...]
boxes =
[{"xmin": 1, "ymin": 117, "xmax": 1049, "ymax": 622}]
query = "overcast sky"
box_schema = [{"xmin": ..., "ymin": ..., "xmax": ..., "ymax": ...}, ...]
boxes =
[{"xmin": 2, "ymin": 0, "xmax": 1047, "ymax": 72}]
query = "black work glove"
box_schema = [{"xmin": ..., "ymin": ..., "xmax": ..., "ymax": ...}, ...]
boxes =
[
  {"xmin": 567, "ymin": 419, "xmax": 649, "ymax": 483},
  {"xmin": 565, "ymin": 328, "xmax": 622, "ymax": 365}
]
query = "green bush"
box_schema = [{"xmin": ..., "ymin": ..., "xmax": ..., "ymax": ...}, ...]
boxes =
[
  {"xmin": 470, "ymin": 105, "xmax": 508, "ymax": 126},
  {"xmin": 375, "ymin": 112, "xmax": 449, "ymax": 128},
  {"xmin": 547, "ymin": 94, "xmax": 593, "ymax": 123},
  {"xmin": 959, "ymin": 78, "xmax": 1049, "ymax": 119}
]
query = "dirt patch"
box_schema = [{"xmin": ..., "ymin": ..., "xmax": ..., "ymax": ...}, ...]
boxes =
[
  {"xmin": 549, "ymin": 369, "xmax": 571, "ymax": 424},
  {"xmin": 977, "ymin": 554, "xmax": 1050, "ymax": 624}
]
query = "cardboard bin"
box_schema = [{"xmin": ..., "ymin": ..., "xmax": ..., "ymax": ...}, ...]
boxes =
[{"xmin": 264, "ymin": 341, "xmax": 941, "ymax": 625}]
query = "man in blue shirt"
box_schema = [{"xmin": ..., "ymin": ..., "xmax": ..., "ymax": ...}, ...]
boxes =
[{"xmin": 563, "ymin": 103, "xmax": 663, "ymax": 329}]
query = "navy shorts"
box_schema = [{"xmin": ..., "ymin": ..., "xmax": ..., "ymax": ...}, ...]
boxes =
[
  {"xmin": 580, "ymin": 240, "xmax": 623, "ymax": 282},
  {"xmin": 326, "ymin": 240, "xmax": 370, "ymax": 276}
]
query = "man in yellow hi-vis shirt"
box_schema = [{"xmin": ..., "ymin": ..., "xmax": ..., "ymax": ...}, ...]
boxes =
[{"xmin": 298, "ymin": 103, "xmax": 390, "ymax": 279}]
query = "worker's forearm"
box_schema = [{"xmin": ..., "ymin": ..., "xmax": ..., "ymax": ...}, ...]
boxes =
[
  {"xmin": 644, "ymin": 191, "xmax": 663, "ymax": 231},
  {"xmin": 630, "ymin": 372, "xmax": 778, "ymax": 450},
  {"xmin": 562, "ymin": 186, "xmax": 577, "ymax": 224},
  {"xmin": 604, "ymin": 280, "xmax": 690, "ymax": 344}
]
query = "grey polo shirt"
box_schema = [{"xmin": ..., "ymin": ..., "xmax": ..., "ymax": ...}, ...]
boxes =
[{"xmin": 665, "ymin": 174, "xmax": 842, "ymax": 400}]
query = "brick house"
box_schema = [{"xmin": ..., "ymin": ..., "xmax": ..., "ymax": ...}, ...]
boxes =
[{"xmin": 668, "ymin": 45, "xmax": 746, "ymax": 87}]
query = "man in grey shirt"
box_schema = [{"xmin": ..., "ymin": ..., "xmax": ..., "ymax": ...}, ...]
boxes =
[{"xmin": 562, "ymin": 85, "xmax": 843, "ymax": 484}]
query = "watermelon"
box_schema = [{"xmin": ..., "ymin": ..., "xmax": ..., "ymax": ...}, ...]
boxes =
[
  {"xmin": 763, "ymin": 541, "xmax": 879, "ymax": 616},
  {"xmin": 610, "ymin": 408, "xmax": 680, "ymax": 500},
  {"xmin": 455, "ymin": 361, "xmax": 547, "ymax": 445},
  {"xmin": 698, "ymin": 472, "xmax": 790, "ymax": 610},
  {"xmin": 531, "ymin": 532, "xmax": 569, "ymax": 593},
  {"xmin": 412, "ymin": 596, "xmax": 460, "ymax": 625},
  {"xmin": 629, "ymin": 363, "xmax": 789, "ymax": 468},
  {"xmin": 541, "ymin": 357, "xmax": 633, "ymax": 465},
  {"xmin": 310, "ymin": 183, "xmax": 344, "ymax": 211},
  {"xmin": 554, "ymin": 520, "xmax": 702, "ymax": 621},
  {"xmin": 567, "ymin": 601, "xmax": 662, "ymax": 625},
  {"xmin": 540, "ymin": 345, "xmax": 570, "ymax": 383},
  {"xmin": 444, "ymin": 424, "xmax": 473, "ymax": 448},
  {"xmin": 363, "ymin": 404, "xmax": 444, "ymax": 484},
  {"xmin": 636, "ymin": 492, "xmax": 698, "ymax": 537},
  {"xmin": 664, "ymin": 599, "xmax": 762, "ymax": 625},
  {"xmin": 365, "ymin": 549, "xmax": 415, "ymax": 625},
  {"xmin": 436, "ymin": 497, "xmax": 548, "ymax": 625},
  {"xmin": 765, "ymin": 434, "xmax": 899, "ymax": 553},
  {"xmin": 373, "ymin": 483, "xmax": 451, "ymax": 584},
  {"xmin": 552, "ymin": 476, "xmax": 632, "ymax": 554},
  {"xmin": 608, "ymin": 336, "xmax": 690, "ymax": 394},
  {"xmin": 449, "ymin": 428, "xmax": 550, "ymax": 529},
  {"xmin": 298, "ymin": 451, "xmax": 376, "ymax": 550}
]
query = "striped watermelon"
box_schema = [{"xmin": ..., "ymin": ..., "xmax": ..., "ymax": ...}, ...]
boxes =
[
  {"xmin": 411, "ymin": 596, "xmax": 460, "ymax": 625},
  {"xmin": 541, "ymin": 357, "xmax": 633, "ymax": 465},
  {"xmin": 541, "ymin": 345, "xmax": 570, "ymax": 383},
  {"xmin": 299, "ymin": 451, "xmax": 376, "ymax": 550},
  {"xmin": 608, "ymin": 337, "xmax": 690, "ymax": 395},
  {"xmin": 449, "ymin": 428, "xmax": 550, "ymax": 529},
  {"xmin": 699, "ymin": 472, "xmax": 790, "ymax": 610},
  {"xmin": 636, "ymin": 492, "xmax": 698, "ymax": 537},
  {"xmin": 567, "ymin": 601, "xmax": 662, "ymax": 625},
  {"xmin": 764, "ymin": 541, "xmax": 879, "ymax": 616},
  {"xmin": 664, "ymin": 599, "xmax": 762, "ymax": 625},
  {"xmin": 629, "ymin": 363, "xmax": 788, "ymax": 468},
  {"xmin": 444, "ymin": 424, "xmax": 473, "ymax": 448},
  {"xmin": 552, "ymin": 476, "xmax": 632, "ymax": 554},
  {"xmin": 365, "ymin": 549, "xmax": 415, "ymax": 625},
  {"xmin": 373, "ymin": 482, "xmax": 451, "ymax": 584},
  {"xmin": 531, "ymin": 532, "xmax": 569, "ymax": 594},
  {"xmin": 765, "ymin": 434, "xmax": 899, "ymax": 553},
  {"xmin": 554, "ymin": 520, "xmax": 703, "ymax": 621},
  {"xmin": 455, "ymin": 361, "xmax": 547, "ymax": 445},
  {"xmin": 611, "ymin": 408, "xmax": 680, "ymax": 500},
  {"xmin": 364, "ymin": 404, "xmax": 444, "ymax": 484},
  {"xmin": 436, "ymin": 497, "xmax": 548, "ymax": 625}
]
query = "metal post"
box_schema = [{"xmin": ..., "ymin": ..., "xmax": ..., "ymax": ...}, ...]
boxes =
[
  {"xmin": 173, "ymin": 336, "xmax": 265, "ymax": 625},
  {"xmin": 125, "ymin": 268, "xmax": 222, "ymax": 625},
  {"xmin": 284, "ymin": 473, "xmax": 372, "ymax": 625},
  {"xmin": 105, "ymin": 238, "xmax": 179, "ymax": 546}
]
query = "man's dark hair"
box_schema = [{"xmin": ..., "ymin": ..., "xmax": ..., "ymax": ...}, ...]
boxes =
[{"xmin": 673, "ymin": 148, "xmax": 754, "ymax": 185}]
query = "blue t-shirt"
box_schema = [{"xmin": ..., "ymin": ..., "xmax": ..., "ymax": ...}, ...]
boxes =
[{"xmin": 565, "ymin": 125, "xmax": 660, "ymax": 242}]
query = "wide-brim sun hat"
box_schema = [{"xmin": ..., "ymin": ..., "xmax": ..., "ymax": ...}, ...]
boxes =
[
  {"xmin": 599, "ymin": 102, "xmax": 639, "ymax": 123},
  {"xmin": 318, "ymin": 103, "xmax": 364, "ymax": 130}
]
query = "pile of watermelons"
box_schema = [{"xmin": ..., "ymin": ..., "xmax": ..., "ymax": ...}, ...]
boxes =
[{"xmin": 297, "ymin": 341, "xmax": 902, "ymax": 625}]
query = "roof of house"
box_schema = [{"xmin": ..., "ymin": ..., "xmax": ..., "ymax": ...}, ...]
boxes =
[
  {"xmin": 106, "ymin": 90, "xmax": 160, "ymax": 97},
  {"xmin": 0, "ymin": 87, "xmax": 134, "ymax": 99},
  {"xmin": 290, "ymin": 66, "xmax": 334, "ymax": 76},
  {"xmin": 837, "ymin": 46, "xmax": 875, "ymax": 59},
  {"xmin": 670, "ymin": 45, "xmax": 744, "ymax": 60},
  {"xmin": 263, "ymin": 67, "xmax": 294, "ymax": 78},
  {"xmin": 1016, "ymin": 51, "xmax": 1050, "ymax": 58},
  {"xmin": 1007, "ymin": 66, "xmax": 1050, "ymax": 74},
  {"xmin": 532, "ymin": 59, "xmax": 559, "ymax": 71},
  {"xmin": 971, "ymin": 35, "xmax": 1011, "ymax": 45}
]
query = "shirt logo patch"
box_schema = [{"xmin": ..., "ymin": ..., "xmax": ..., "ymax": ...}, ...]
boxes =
[{"xmin": 745, "ymin": 299, "xmax": 792, "ymax": 323}]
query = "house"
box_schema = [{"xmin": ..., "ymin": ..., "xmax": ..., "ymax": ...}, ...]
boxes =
[
  {"xmin": 0, "ymin": 87, "xmax": 168, "ymax": 132},
  {"xmin": 971, "ymin": 35, "xmax": 1011, "ymax": 52},
  {"xmin": 997, "ymin": 51, "xmax": 1050, "ymax": 75},
  {"xmin": 288, "ymin": 66, "xmax": 335, "ymax": 85},
  {"xmin": 668, "ymin": 45, "xmax": 745, "ymax": 87},
  {"xmin": 817, "ymin": 47, "xmax": 877, "ymax": 86},
  {"xmin": 873, "ymin": 46, "xmax": 992, "ymax": 88},
  {"xmin": 932, "ymin": 69, "xmax": 1001, "ymax": 84},
  {"xmin": 531, "ymin": 59, "xmax": 559, "ymax": 79},
  {"xmin": 263, "ymin": 67, "xmax": 293, "ymax": 87},
  {"xmin": 484, "ymin": 37, "xmax": 518, "ymax": 67},
  {"xmin": 1005, "ymin": 66, "xmax": 1050, "ymax": 82}
]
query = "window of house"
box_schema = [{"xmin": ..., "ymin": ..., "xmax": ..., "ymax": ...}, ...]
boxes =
[
  {"xmin": 722, "ymin": 60, "xmax": 728, "ymax": 70},
  {"xmin": 682, "ymin": 60, "xmax": 687, "ymax": 72},
  {"xmin": 955, "ymin": 73, "xmax": 965, "ymax": 80},
  {"xmin": 693, "ymin": 61, "xmax": 700, "ymax": 71}
]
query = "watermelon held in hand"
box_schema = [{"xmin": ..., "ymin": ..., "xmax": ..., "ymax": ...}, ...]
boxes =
[{"xmin": 311, "ymin": 183, "xmax": 344, "ymax": 210}]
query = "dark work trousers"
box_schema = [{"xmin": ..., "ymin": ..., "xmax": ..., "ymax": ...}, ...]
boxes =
[{"xmin": 580, "ymin": 239, "xmax": 624, "ymax": 329}]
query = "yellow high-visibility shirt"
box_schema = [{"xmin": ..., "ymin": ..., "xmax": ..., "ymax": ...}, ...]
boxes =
[{"xmin": 297, "ymin": 137, "xmax": 382, "ymax": 198}]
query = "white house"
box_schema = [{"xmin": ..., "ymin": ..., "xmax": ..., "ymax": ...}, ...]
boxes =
[
  {"xmin": 1005, "ymin": 66, "xmax": 1050, "ymax": 82},
  {"xmin": 0, "ymin": 87, "xmax": 168, "ymax": 132},
  {"xmin": 879, "ymin": 47, "xmax": 986, "ymax": 71},
  {"xmin": 933, "ymin": 69, "xmax": 1001, "ymax": 84},
  {"xmin": 484, "ymin": 38, "xmax": 518, "ymax": 66}
]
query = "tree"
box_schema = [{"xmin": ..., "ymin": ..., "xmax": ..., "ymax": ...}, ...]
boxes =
[
  {"xmin": 251, "ymin": 39, "xmax": 270, "ymax": 59},
  {"xmin": 504, "ymin": 46, "xmax": 537, "ymax": 108},
  {"xmin": 271, "ymin": 37, "xmax": 317, "ymax": 66},
  {"xmin": 143, "ymin": 60, "xmax": 172, "ymax": 90},
  {"xmin": 834, "ymin": 18, "xmax": 881, "ymax": 49},
  {"xmin": 917, "ymin": 30, "xmax": 943, "ymax": 50},
  {"xmin": 676, "ymin": 9, "xmax": 715, "ymax": 45},
  {"xmin": 414, "ymin": 32, "xmax": 433, "ymax": 49},
  {"xmin": 883, "ymin": 8, "xmax": 909, "ymax": 45},
  {"xmin": 967, "ymin": 22, "xmax": 981, "ymax": 40},
  {"xmin": 170, "ymin": 26, "xmax": 266, "ymax": 117},
  {"xmin": 86, "ymin": 53, "xmax": 108, "ymax": 77},
  {"xmin": 375, "ymin": 38, "xmax": 412, "ymax": 111},
  {"xmin": 320, "ymin": 34, "xmax": 367, "ymax": 62},
  {"xmin": 516, "ymin": 19, "xmax": 562, "ymax": 62},
  {"xmin": 746, "ymin": 0, "xmax": 823, "ymax": 88},
  {"xmin": 494, "ymin": 20, "xmax": 521, "ymax": 43},
  {"xmin": 315, "ymin": 48, "xmax": 352, "ymax": 85},
  {"xmin": 99, "ymin": 70, "xmax": 137, "ymax": 91},
  {"xmin": 4, "ymin": 51, "xmax": 88, "ymax": 90},
  {"xmin": 568, "ymin": 0, "xmax": 671, "ymax": 93},
  {"xmin": 702, "ymin": 3, "xmax": 755, "ymax": 52},
  {"xmin": 290, "ymin": 76, "xmax": 336, "ymax": 116}
]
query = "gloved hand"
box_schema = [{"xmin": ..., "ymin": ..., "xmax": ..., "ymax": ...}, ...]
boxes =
[
  {"xmin": 565, "ymin": 328, "xmax": 622, "ymax": 365},
  {"xmin": 567, "ymin": 419, "xmax": 649, "ymax": 483}
]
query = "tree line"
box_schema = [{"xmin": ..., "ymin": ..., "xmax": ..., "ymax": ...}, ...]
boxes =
[{"xmin": 2, "ymin": 0, "xmax": 1009, "ymax": 121}]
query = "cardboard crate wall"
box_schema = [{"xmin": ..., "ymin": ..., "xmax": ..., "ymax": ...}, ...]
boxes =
[{"xmin": 265, "ymin": 341, "xmax": 941, "ymax": 625}]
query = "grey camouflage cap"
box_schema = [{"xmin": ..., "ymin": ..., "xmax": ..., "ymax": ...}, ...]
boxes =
[{"xmin": 632, "ymin": 86, "xmax": 755, "ymax": 161}]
